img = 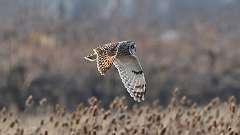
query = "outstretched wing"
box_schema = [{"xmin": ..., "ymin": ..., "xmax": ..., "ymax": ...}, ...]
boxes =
[
  {"xmin": 94, "ymin": 48, "xmax": 115, "ymax": 75},
  {"xmin": 113, "ymin": 55, "xmax": 146, "ymax": 102},
  {"xmin": 94, "ymin": 42, "xmax": 119, "ymax": 75}
]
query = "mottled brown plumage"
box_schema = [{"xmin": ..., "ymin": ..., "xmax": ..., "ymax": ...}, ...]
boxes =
[{"xmin": 94, "ymin": 48, "xmax": 115, "ymax": 75}]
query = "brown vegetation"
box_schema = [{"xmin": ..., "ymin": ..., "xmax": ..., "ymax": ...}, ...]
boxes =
[{"xmin": 1, "ymin": 92, "xmax": 240, "ymax": 135}]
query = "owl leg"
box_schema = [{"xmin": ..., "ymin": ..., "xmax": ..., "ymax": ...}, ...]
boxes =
[{"xmin": 84, "ymin": 52, "xmax": 97, "ymax": 61}]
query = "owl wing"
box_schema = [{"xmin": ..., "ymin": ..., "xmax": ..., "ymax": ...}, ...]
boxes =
[
  {"xmin": 94, "ymin": 43, "xmax": 119, "ymax": 75},
  {"xmin": 94, "ymin": 48, "xmax": 116, "ymax": 75},
  {"xmin": 113, "ymin": 55, "xmax": 146, "ymax": 102}
]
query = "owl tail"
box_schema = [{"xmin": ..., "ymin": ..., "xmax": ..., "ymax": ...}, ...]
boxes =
[
  {"xmin": 94, "ymin": 48, "xmax": 115, "ymax": 75},
  {"xmin": 84, "ymin": 53, "xmax": 97, "ymax": 61}
]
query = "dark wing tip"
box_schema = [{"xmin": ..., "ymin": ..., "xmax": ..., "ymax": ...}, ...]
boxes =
[{"xmin": 131, "ymin": 89, "xmax": 146, "ymax": 102}]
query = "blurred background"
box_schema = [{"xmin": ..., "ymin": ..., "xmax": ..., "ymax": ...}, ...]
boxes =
[{"xmin": 0, "ymin": 0, "xmax": 240, "ymax": 110}]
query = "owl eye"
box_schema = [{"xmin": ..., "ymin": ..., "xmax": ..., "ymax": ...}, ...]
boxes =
[{"xmin": 130, "ymin": 45, "xmax": 135, "ymax": 49}]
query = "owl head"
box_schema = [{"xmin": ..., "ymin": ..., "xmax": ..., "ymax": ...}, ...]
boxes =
[{"xmin": 118, "ymin": 40, "xmax": 136, "ymax": 56}]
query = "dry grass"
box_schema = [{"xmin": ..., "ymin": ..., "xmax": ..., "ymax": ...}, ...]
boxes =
[{"xmin": 1, "ymin": 91, "xmax": 240, "ymax": 135}]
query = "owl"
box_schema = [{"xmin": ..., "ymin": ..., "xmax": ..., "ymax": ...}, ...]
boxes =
[{"xmin": 84, "ymin": 41, "xmax": 146, "ymax": 102}]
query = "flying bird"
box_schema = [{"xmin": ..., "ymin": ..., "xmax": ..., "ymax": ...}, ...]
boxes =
[{"xmin": 84, "ymin": 41, "xmax": 146, "ymax": 102}]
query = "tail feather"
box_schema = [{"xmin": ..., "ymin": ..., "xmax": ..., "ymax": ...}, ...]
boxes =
[{"xmin": 84, "ymin": 53, "xmax": 97, "ymax": 61}]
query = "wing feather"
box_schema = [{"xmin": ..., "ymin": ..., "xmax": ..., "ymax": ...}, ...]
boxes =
[
  {"xmin": 113, "ymin": 55, "xmax": 146, "ymax": 102},
  {"xmin": 93, "ymin": 42, "xmax": 119, "ymax": 75},
  {"xmin": 94, "ymin": 48, "xmax": 115, "ymax": 75}
]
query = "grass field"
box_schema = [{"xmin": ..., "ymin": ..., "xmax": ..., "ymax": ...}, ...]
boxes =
[{"xmin": 1, "ymin": 91, "xmax": 240, "ymax": 135}]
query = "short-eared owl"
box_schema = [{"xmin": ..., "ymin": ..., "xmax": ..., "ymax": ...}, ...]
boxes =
[{"xmin": 85, "ymin": 41, "xmax": 146, "ymax": 102}]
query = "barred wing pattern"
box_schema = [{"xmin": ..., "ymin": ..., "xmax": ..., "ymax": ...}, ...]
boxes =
[
  {"xmin": 94, "ymin": 43, "xmax": 118, "ymax": 75},
  {"xmin": 94, "ymin": 48, "xmax": 115, "ymax": 75},
  {"xmin": 113, "ymin": 55, "xmax": 146, "ymax": 102}
]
